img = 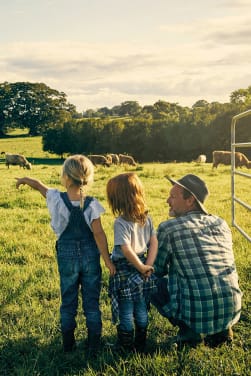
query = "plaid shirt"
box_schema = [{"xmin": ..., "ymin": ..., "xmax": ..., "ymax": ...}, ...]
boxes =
[
  {"xmin": 154, "ymin": 211, "xmax": 242, "ymax": 335},
  {"xmin": 109, "ymin": 256, "xmax": 157, "ymax": 324}
]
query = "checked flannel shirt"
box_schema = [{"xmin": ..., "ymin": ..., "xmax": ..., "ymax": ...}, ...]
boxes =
[
  {"xmin": 153, "ymin": 211, "xmax": 242, "ymax": 335},
  {"xmin": 109, "ymin": 256, "xmax": 157, "ymax": 324}
]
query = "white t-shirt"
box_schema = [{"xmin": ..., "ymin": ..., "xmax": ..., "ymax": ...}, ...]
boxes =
[
  {"xmin": 46, "ymin": 188, "xmax": 105, "ymax": 239},
  {"xmin": 112, "ymin": 215, "xmax": 156, "ymax": 260}
]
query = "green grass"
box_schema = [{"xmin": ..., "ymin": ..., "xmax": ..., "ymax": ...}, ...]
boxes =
[{"xmin": 0, "ymin": 135, "xmax": 250, "ymax": 375}]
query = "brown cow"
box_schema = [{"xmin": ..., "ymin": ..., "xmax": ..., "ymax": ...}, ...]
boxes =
[
  {"xmin": 88, "ymin": 154, "xmax": 111, "ymax": 167},
  {"xmin": 105, "ymin": 154, "xmax": 113, "ymax": 165},
  {"xmin": 119, "ymin": 154, "xmax": 137, "ymax": 166},
  {"xmin": 109, "ymin": 153, "xmax": 120, "ymax": 165},
  {"xmin": 212, "ymin": 150, "xmax": 251, "ymax": 169}
]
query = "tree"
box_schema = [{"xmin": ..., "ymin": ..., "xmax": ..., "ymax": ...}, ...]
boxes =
[
  {"xmin": 0, "ymin": 82, "xmax": 76, "ymax": 136},
  {"xmin": 117, "ymin": 101, "xmax": 142, "ymax": 117},
  {"xmin": 230, "ymin": 87, "xmax": 251, "ymax": 105},
  {"xmin": 192, "ymin": 99, "xmax": 209, "ymax": 108},
  {"xmin": 42, "ymin": 126, "xmax": 67, "ymax": 157}
]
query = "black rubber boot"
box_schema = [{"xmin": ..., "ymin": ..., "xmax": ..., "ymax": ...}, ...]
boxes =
[
  {"xmin": 62, "ymin": 329, "xmax": 76, "ymax": 352},
  {"xmin": 134, "ymin": 326, "xmax": 147, "ymax": 353},
  {"xmin": 204, "ymin": 327, "xmax": 233, "ymax": 348},
  {"xmin": 116, "ymin": 326, "xmax": 134, "ymax": 353},
  {"xmin": 176, "ymin": 323, "xmax": 203, "ymax": 349},
  {"xmin": 87, "ymin": 332, "xmax": 101, "ymax": 358}
]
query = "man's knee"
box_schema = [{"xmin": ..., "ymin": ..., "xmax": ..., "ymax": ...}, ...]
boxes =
[{"xmin": 150, "ymin": 277, "xmax": 170, "ymax": 318}]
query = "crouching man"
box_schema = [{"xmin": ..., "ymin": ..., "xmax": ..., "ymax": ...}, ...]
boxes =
[{"xmin": 151, "ymin": 174, "xmax": 242, "ymax": 348}]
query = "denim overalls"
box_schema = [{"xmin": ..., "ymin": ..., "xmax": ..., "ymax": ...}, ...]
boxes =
[{"xmin": 56, "ymin": 193, "xmax": 102, "ymax": 336}]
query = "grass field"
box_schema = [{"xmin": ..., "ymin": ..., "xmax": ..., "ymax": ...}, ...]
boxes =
[{"xmin": 0, "ymin": 135, "xmax": 250, "ymax": 375}]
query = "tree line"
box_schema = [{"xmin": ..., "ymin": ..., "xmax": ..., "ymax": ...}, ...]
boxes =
[{"xmin": 1, "ymin": 82, "xmax": 251, "ymax": 162}]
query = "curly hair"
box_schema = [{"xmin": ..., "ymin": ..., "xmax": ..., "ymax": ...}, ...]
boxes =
[{"xmin": 106, "ymin": 172, "xmax": 148, "ymax": 224}]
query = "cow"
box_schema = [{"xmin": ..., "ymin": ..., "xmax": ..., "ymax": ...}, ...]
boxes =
[
  {"xmin": 119, "ymin": 154, "xmax": 137, "ymax": 166},
  {"xmin": 105, "ymin": 154, "xmax": 113, "ymax": 165},
  {"xmin": 88, "ymin": 154, "xmax": 111, "ymax": 167},
  {"xmin": 4, "ymin": 153, "xmax": 32, "ymax": 169},
  {"xmin": 195, "ymin": 154, "xmax": 207, "ymax": 163},
  {"xmin": 212, "ymin": 150, "xmax": 251, "ymax": 169},
  {"xmin": 109, "ymin": 153, "xmax": 120, "ymax": 165}
]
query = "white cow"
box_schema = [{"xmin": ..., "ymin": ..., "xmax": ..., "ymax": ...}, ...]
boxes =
[{"xmin": 195, "ymin": 154, "xmax": 207, "ymax": 163}]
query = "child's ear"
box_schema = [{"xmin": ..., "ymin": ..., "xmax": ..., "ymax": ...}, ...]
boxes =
[{"xmin": 61, "ymin": 173, "xmax": 68, "ymax": 188}]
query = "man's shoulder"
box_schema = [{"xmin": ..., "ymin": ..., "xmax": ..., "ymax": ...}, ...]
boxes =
[{"xmin": 158, "ymin": 218, "xmax": 179, "ymax": 232}]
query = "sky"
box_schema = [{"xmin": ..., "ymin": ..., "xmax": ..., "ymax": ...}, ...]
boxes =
[{"xmin": 1, "ymin": 0, "xmax": 251, "ymax": 112}]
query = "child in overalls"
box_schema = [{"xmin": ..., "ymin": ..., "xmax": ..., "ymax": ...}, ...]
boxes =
[
  {"xmin": 16, "ymin": 154, "xmax": 116, "ymax": 355},
  {"xmin": 106, "ymin": 172, "xmax": 158, "ymax": 353}
]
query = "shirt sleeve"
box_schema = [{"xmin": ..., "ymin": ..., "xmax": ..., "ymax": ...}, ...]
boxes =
[
  {"xmin": 84, "ymin": 198, "xmax": 105, "ymax": 227},
  {"xmin": 46, "ymin": 189, "xmax": 69, "ymax": 238},
  {"xmin": 154, "ymin": 222, "xmax": 171, "ymax": 277},
  {"xmin": 114, "ymin": 218, "xmax": 131, "ymax": 246}
]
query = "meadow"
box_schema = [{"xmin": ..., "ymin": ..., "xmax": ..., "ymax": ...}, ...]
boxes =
[{"xmin": 0, "ymin": 134, "xmax": 250, "ymax": 376}]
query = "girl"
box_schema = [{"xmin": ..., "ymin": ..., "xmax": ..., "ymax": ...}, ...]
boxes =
[
  {"xmin": 106, "ymin": 172, "xmax": 158, "ymax": 353},
  {"xmin": 16, "ymin": 154, "xmax": 115, "ymax": 355}
]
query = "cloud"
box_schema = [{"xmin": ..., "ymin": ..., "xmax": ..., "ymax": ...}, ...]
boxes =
[
  {"xmin": 223, "ymin": 0, "xmax": 251, "ymax": 7},
  {"xmin": 0, "ymin": 30, "xmax": 250, "ymax": 111},
  {"xmin": 202, "ymin": 18, "xmax": 251, "ymax": 45},
  {"xmin": 161, "ymin": 15, "xmax": 251, "ymax": 47}
]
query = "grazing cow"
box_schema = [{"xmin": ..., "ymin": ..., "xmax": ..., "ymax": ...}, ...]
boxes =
[
  {"xmin": 4, "ymin": 153, "xmax": 32, "ymax": 169},
  {"xmin": 119, "ymin": 154, "xmax": 137, "ymax": 166},
  {"xmin": 105, "ymin": 154, "xmax": 113, "ymax": 165},
  {"xmin": 88, "ymin": 154, "xmax": 111, "ymax": 167},
  {"xmin": 109, "ymin": 153, "xmax": 120, "ymax": 165},
  {"xmin": 195, "ymin": 154, "xmax": 207, "ymax": 163},
  {"xmin": 212, "ymin": 150, "xmax": 251, "ymax": 169}
]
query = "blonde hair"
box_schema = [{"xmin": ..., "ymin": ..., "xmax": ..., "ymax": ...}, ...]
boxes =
[
  {"xmin": 106, "ymin": 172, "xmax": 148, "ymax": 224},
  {"xmin": 62, "ymin": 155, "xmax": 94, "ymax": 208}
]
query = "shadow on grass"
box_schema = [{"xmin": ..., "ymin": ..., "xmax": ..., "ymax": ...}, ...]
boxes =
[
  {"xmin": 0, "ymin": 157, "xmax": 64, "ymax": 167},
  {"xmin": 0, "ymin": 335, "xmax": 108, "ymax": 376},
  {"xmin": 27, "ymin": 158, "xmax": 64, "ymax": 166},
  {"xmin": 0, "ymin": 334, "xmax": 173, "ymax": 376},
  {"xmin": 1, "ymin": 331, "xmax": 247, "ymax": 376}
]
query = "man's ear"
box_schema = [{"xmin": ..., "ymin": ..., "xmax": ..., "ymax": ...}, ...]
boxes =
[{"xmin": 187, "ymin": 195, "xmax": 197, "ymax": 209}]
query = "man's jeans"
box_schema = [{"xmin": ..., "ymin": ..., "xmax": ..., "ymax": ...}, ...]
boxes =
[
  {"xmin": 56, "ymin": 239, "xmax": 102, "ymax": 335},
  {"xmin": 118, "ymin": 297, "xmax": 148, "ymax": 332}
]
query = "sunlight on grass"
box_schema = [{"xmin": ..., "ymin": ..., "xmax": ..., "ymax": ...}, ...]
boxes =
[{"xmin": 0, "ymin": 136, "xmax": 250, "ymax": 375}]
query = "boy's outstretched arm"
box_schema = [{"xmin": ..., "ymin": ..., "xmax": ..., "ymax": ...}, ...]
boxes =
[{"xmin": 16, "ymin": 177, "xmax": 49, "ymax": 198}]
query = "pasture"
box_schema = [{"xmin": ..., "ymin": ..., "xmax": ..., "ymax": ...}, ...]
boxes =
[{"xmin": 0, "ymin": 135, "xmax": 250, "ymax": 376}]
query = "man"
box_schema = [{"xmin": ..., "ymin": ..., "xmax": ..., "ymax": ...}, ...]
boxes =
[{"xmin": 151, "ymin": 174, "xmax": 242, "ymax": 347}]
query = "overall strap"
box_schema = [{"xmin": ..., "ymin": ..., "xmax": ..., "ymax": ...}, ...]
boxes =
[
  {"xmin": 60, "ymin": 192, "xmax": 73, "ymax": 212},
  {"xmin": 60, "ymin": 192, "xmax": 93, "ymax": 212},
  {"xmin": 58, "ymin": 193, "xmax": 95, "ymax": 241}
]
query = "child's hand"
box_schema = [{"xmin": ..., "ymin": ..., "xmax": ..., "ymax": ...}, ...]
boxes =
[
  {"xmin": 15, "ymin": 177, "xmax": 25, "ymax": 189},
  {"xmin": 144, "ymin": 268, "xmax": 154, "ymax": 279},
  {"xmin": 140, "ymin": 264, "xmax": 154, "ymax": 279},
  {"xmin": 106, "ymin": 260, "xmax": 116, "ymax": 276}
]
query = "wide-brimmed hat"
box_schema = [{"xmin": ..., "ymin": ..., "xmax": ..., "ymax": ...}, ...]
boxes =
[{"xmin": 166, "ymin": 174, "xmax": 209, "ymax": 214}]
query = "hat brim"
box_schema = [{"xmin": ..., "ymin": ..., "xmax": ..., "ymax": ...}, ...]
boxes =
[{"xmin": 166, "ymin": 176, "xmax": 208, "ymax": 214}]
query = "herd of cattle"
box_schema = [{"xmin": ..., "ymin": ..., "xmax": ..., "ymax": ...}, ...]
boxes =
[
  {"xmin": 195, "ymin": 151, "xmax": 251, "ymax": 169},
  {"xmin": 1, "ymin": 151, "xmax": 251, "ymax": 169},
  {"xmin": 0, "ymin": 152, "xmax": 137, "ymax": 169},
  {"xmin": 88, "ymin": 153, "xmax": 137, "ymax": 167}
]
